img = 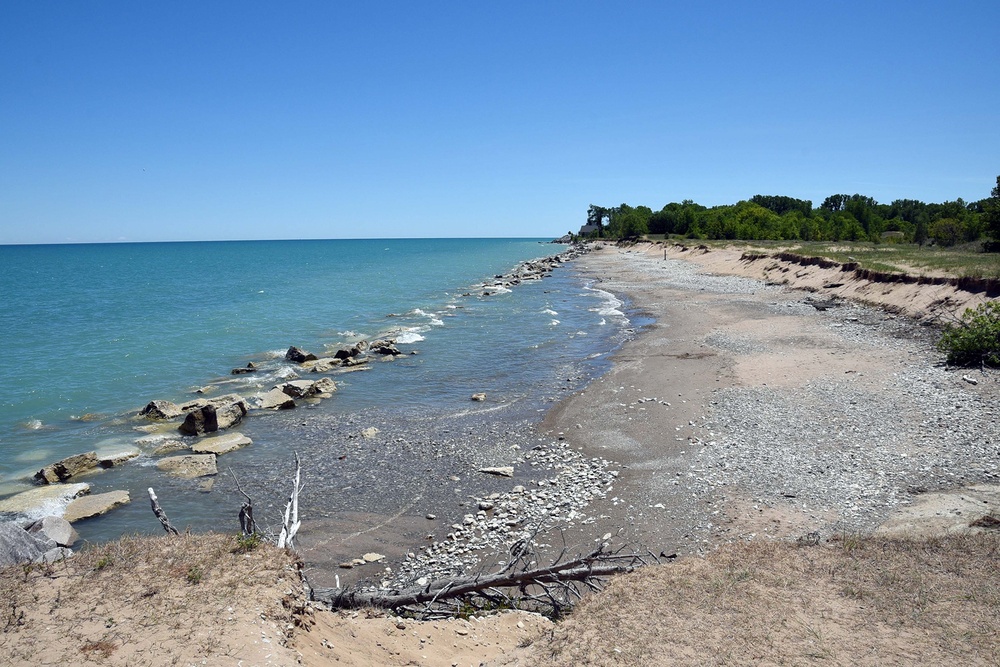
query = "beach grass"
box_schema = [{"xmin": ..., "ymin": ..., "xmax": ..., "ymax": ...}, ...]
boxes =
[{"xmin": 643, "ymin": 236, "xmax": 1000, "ymax": 279}]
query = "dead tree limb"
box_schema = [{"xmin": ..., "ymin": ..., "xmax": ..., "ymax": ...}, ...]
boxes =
[
  {"xmin": 277, "ymin": 452, "xmax": 303, "ymax": 550},
  {"xmin": 312, "ymin": 537, "xmax": 656, "ymax": 618},
  {"xmin": 147, "ymin": 487, "xmax": 179, "ymax": 536},
  {"xmin": 229, "ymin": 467, "xmax": 257, "ymax": 537}
]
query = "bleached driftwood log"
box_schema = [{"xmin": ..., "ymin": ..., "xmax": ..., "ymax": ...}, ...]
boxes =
[{"xmin": 277, "ymin": 452, "xmax": 303, "ymax": 549}]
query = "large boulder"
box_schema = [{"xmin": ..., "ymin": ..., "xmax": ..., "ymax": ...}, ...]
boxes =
[
  {"xmin": 285, "ymin": 346, "xmax": 318, "ymax": 363},
  {"xmin": 139, "ymin": 400, "xmax": 183, "ymax": 420},
  {"xmin": 35, "ymin": 451, "xmax": 99, "ymax": 484},
  {"xmin": 156, "ymin": 454, "xmax": 218, "ymax": 478},
  {"xmin": 26, "ymin": 515, "xmax": 78, "ymax": 547},
  {"xmin": 0, "ymin": 521, "xmax": 54, "ymax": 567},
  {"xmin": 178, "ymin": 395, "xmax": 248, "ymax": 435},
  {"xmin": 0, "ymin": 483, "xmax": 90, "ymax": 515},
  {"xmin": 63, "ymin": 490, "xmax": 131, "ymax": 523},
  {"xmin": 192, "ymin": 432, "xmax": 252, "ymax": 455}
]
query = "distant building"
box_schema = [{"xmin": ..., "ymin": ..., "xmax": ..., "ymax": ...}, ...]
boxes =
[{"xmin": 578, "ymin": 223, "xmax": 599, "ymax": 236}]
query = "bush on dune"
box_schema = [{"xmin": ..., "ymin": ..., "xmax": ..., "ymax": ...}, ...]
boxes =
[{"xmin": 938, "ymin": 301, "xmax": 1000, "ymax": 367}]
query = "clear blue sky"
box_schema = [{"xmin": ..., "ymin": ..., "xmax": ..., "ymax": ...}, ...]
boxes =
[{"xmin": 2, "ymin": 1, "xmax": 998, "ymax": 243}]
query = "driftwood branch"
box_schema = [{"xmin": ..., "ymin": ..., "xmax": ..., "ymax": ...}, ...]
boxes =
[
  {"xmin": 277, "ymin": 452, "xmax": 303, "ymax": 549},
  {"xmin": 229, "ymin": 467, "xmax": 257, "ymax": 536},
  {"xmin": 147, "ymin": 487, "xmax": 179, "ymax": 536},
  {"xmin": 312, "ymin": 534, "xmax": 656, "ymax": 618}
]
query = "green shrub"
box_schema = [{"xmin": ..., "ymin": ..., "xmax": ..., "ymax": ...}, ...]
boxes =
[{"xmin": 937, "ymin": 301, "xmax": 1000, "ymax": 367}]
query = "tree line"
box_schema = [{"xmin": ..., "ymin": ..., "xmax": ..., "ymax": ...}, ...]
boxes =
[{"xmin": 585, "ymin": 176, "xmax": 1000, "ymax": 247}]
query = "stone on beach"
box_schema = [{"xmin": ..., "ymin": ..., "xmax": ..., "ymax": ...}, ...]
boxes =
[
  {"xmin": 192, "ymin": 432, "xmax": 252, "ymax": 455},
  {"xmin": 285, "ymin": 346, "xmax": 318, "ymax": 363},
  {"xmin": 139, "ymin": 399, "xmax": 184, "ymax": 420},
  {"xmin": 478, "ymin": 466, "xmax": 515, "ymax": 477},
  {"xmin": 0, "ymin": 521, "xmax": 65, "ymax": 567},
  {"xmin": 178, "ymin": 395, "xmax": 248, "ymax": 435},
  {"xmin": 27, "ymin": 515, "xmax": 78, "ymax": 547},
  {"xmin": 0, "ymin": 483, "xmax": 90, "ymax": 514},
  {"xmin": 360, "ymin": 427, "xmax": 380, "ymax": 439},
  {"xmin": 63, "ymin": 490, "xmax": 131, "ymax": 523},
  {"xmin": 35, "ymin": 451, "xmax": 99, "ymax": 484},
  {"xmin": 471, "ymin": 393, "xmax": 487, "ymax": 402},
  {"xmin": 277, "ymin": 377, "xmax": 336, "ymax": 398},
  {"xmin": 254, "ymin": 387, "xmax": 296, "ymax": 410},
  {"xmin": 369, "ymin": 340, "xmax": 401, "ymax": 356},
  {"xmin": 156, "ymin": 454, "xmax": 218, "ymax": 478},
  {"xmin": 304, "ymin": 357, "xmax": 342, "ymax": 373}
]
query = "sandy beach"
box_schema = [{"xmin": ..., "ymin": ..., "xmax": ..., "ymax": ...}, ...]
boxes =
[
  {"xmin": 5, "ymin": 241, "xmax": 1000, "ymax": 666},
  {"xmin": 544, "ymin": 242, "xmax": 999, "ymax": 556}
]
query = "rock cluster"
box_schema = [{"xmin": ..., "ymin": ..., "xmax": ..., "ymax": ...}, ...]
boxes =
[{"xmin": 0, "ymin": 516, "xmax": 78, "ymax": 567}]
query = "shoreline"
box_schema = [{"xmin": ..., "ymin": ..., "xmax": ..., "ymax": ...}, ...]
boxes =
[
  {"xmin": 7, "ymin": 241, "xmax": 1000, "ymax": 666},
  {"xmin": 542, "ymin": 241, "xmax": 1000, "ymax": 557}
]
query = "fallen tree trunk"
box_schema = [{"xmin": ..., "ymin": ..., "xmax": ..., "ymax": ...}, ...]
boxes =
[{"xmin": 311, "ymin": 538, "xmax": 655, "ymax": 618}]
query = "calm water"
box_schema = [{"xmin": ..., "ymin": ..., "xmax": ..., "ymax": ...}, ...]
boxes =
[{"xmin": 0, "ymin": 239, "xmax": 630, "ymax": 544}]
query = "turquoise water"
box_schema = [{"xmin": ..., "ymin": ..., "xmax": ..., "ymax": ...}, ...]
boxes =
[{"xmin": 0, "ymin": 239, "xmax": 628, "ymax": 542}]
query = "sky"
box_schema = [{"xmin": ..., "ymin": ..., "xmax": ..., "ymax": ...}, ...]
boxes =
[{"xmin": 1, "ymin": 1, "xmax": 998, "ymax": 244}]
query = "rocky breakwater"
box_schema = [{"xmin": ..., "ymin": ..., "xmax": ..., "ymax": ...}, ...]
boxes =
[{"xmin": 474, "ymin": 244, "xmax": 590, "ymax": 296}]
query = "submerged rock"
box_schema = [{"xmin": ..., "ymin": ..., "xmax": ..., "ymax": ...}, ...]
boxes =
[
  {"xmin": 0, "ymin": 483, "xmax": 90, "ymax": 515},
  {"xmin": 192, "ymin": 432, "xmax": 252, "ymax": 455},
  {"xmin": 254, "ymin": 387, "xmax": 296, "ymax": 410},
  {"xmin": 156, "ymin": 454, "xmax": 218, "ymax": 478},
  {"xmin": 98, "ymin": 448, "xmax": 140, "ymax": 468},
  {"xmin": 63, "ymin": 490, "xmax": 131, "ymax": 523}
]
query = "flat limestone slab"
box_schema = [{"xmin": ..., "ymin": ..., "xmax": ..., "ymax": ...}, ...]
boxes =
[
  {"xmin": 0, "ymin": 483, "xmax": 90, "ymax": 514},
  {"xmin": 156, "ymin": 454, "xmax": 218, "ymax": 478},
  {"xmin": 63, "ymin": 490, "xmax": 131, "ymax": 523},
  {"xmin": 192, "ymin": 432, "xmax": 252, "ymax": 455}
]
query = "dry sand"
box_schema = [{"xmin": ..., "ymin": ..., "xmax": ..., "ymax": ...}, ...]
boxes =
[{"xmin": 4, "ymin": 241, "xmax": 998, "ymax": 666}]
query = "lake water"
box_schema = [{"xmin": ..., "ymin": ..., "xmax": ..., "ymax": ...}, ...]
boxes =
[{"xmin": 0, "ymin": 239, "xmax": 631, "ymax": 545}]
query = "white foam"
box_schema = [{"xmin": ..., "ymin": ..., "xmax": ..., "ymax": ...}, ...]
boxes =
[
  {"xmin": 587, "ymin": 286, "xmax": 625, "ymax": 318},
  {"xmin": 20, "ymin": 419, "xmax": 44, "ymax": 430},
  {"xmin": 549, "ymin": 319, "xmax": 561, "ymax": 326},
  {"xmin": 543, "ymin": 308, "xmax": 558, "ymax": 316},
  {"xmin": 395, "ymin": 330, "xmax": 426, "ymax": 344}
]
